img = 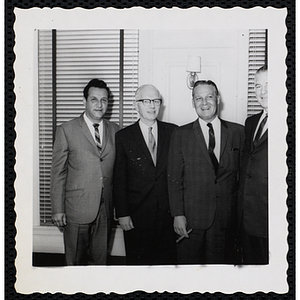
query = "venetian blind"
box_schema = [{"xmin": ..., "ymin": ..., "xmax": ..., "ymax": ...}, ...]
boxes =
[
  {"xmin": 38, "ymin": 29, "xmax": 139, "ymax": 225},
  {"xmin": 247, "ymin": 29, "xmax": 267, "ymax": 116}
]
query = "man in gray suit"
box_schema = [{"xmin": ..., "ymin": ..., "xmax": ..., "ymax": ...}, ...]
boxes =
[
  {"xmin": 51, "ymin": 79, "xmax": 120, "ymax": 265},
  {"xmin": 168, "ymin": 80, "xmax": 244, "ymax": 264}
]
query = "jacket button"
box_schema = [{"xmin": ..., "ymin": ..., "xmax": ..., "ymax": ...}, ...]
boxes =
[
  {"xmin": 246, "ymin": 174, "xmax": 252, "ymax": 178},
  {"xmin": 100, "ymin": 158, "xmax": 103, "ymax": 162}
]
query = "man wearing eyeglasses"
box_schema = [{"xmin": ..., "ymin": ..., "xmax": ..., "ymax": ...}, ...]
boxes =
[
  {"xmin": 51, "ymin": 79, "xmax": 120, "ymax": 265},
  {"xmin": 113, "ymin": 84, "xmax": 177, "ymax": 265},
  {"xmin": 238, "ymin": 65, "xmax": 269, "ymax": 264}
]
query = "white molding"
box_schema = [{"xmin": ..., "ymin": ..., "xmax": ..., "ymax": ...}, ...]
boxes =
[
  {"xmin": 33, "ymin": 225, "xmax": 126, "ymax": 256},
  {"xmin": 33, "ymin": 226, "xmax": 64, "ymax": 253}
]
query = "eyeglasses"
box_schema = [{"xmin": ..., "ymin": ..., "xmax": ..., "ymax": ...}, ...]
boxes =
[{"xmin": 136, "ymin": 99, "xmax": 162, "ymax": 106}]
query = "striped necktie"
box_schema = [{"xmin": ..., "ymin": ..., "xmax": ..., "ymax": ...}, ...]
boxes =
[
  {"xmin": 93, "ymin": 123, "xmax": 102, "ymax": 152},
  {"xmin": 253, "ymin": 114, "xmax": 268, "ymax": 148}
]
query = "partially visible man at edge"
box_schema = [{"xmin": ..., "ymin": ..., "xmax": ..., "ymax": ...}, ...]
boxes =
[
  {"xmin": 238, "ymin": 65, "xmax": 269, "ymax": 264},
  {"xmin": 113, "ymin": 84, "xmax": 177, "ymax": 265},
  {"xmin": 50, "ymin": 79, "xmax": 120, "ymax": 265}
]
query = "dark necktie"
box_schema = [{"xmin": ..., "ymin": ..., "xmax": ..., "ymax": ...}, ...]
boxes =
[
  {"xmin": 148, "ymin": 127, "xmax": 157, "ymax": 165},
  {"xmin": 93, "ymin": 123, "xmax": 102, "ymax": 152},
  {"xmin": 253, "ymin": 114, "xmax": 268, "ymax": 148},
  {"xmin": 207, "ymin": 123, "xmax": 219, "ymax": 175}
]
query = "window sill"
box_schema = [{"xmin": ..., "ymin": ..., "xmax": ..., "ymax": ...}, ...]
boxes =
[
  {"xmin": 33, "ymin": 226, "xmax": 64, "ymax": 253},
  {"xmin": 33, "ymin": 224, "xmax": 126, "ymax": 256}
]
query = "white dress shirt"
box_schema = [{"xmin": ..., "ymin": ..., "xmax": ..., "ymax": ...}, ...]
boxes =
[
  {"xmin": 84, "ymin": 113, "xmax": 104, "ymax": 144},
  {"xmin": 198, "ymin": 116, "xmax": 221, "ymax": 161}
]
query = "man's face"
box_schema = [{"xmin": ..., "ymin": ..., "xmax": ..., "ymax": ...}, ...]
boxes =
[
  {"xmin": 255, "ymin": 70, "xmax": 268, "ymax": 111},
  {"xmin": 192, "ymin": 84, "xmax": 220, "ymax": 122},
  {"xmin": 134, "ymin": 86, "xmax": 161, "ymax": 124},
  {"xmin": 83, "ymin": 87, "xmax": 108, "ymax": 123}
]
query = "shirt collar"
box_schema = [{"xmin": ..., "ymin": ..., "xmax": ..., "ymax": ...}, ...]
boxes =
[
  {"xmin": 198, "ymin": 116, "xmax": 220, "ymax": 128},
  {"xmin": 261, "ymin": 109, "xmax": 268, "ymax": 118},
  {"xmin": 83, "ymin": 112, "xmax": 103, "ymax": 127},
  {"xmin": 139, "ymin": 119, "xmax": 157, "ymax": 131}
]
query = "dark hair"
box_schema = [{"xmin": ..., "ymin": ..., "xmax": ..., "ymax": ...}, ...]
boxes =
[
  {"xmin": 256, "ymin": 65, "xmax": 268, "ymax": 74},
  {"xmin": 192, "ymin": 80, "xmax": 219, "ymax": 97},
  {"xmin": 83, "ymin": 79, "xmax": 110, "ymax": 99}
]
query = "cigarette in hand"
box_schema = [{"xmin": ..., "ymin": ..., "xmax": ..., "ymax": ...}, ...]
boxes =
[{"xmin": 176, "ymin": 228, "xmax": 193, "ymax": 243}]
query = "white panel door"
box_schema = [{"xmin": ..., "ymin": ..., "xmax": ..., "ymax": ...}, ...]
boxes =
[{"xmin": 139, "ymin": 30, "xmax": 249, "ymax": 126}]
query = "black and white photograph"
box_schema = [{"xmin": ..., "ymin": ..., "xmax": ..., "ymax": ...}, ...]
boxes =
[{"xmin": 12, "ymin": 6, "xmax": 289, "ymax": 295}]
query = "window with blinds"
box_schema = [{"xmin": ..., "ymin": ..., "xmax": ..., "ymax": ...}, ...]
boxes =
[
  {"xmin": 38, "ymin": 29, "xmax": 139, "ymax": 225},
  {"xmin": 247, "ymin": 29, "xmax": 267, "ymax": 116}
]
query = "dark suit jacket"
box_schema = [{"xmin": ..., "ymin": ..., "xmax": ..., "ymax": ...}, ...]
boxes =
[
  {"xmin": 168, "ymin": 118, "xmax": 244, "ymax": 230},
  {"xmin": 113, "ymin": 120, "xmax": 177, "ymax": 229},
  {"xmin": 239, "ymin": 111, "xmax": 268, "ymax": 238},
  {"xmin": 50, "ymin": 113, "xmax": 120, "ymax": 224}
]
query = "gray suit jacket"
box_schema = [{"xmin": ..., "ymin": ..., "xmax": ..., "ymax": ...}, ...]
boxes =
[
  {"xmin": 168, "ymin": 118, "xmax": 244, "ymax": 230},
  {"xmin": 50, "ymin": 113, "xmax": 120, "ymax": 224}
]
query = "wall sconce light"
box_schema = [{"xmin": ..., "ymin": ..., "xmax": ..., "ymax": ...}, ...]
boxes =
[{"xmin": 186, "ymin": 55, "xmax": 201, "ymax": 89}]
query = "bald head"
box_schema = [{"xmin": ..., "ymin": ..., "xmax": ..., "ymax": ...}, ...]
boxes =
[
  {"xmin": 134, "ymin": 84, "xmax": 162, "ymax": 126},
  {"xmin": 135, "ymin": 84, "xmax": 161, "ymax": 101}
]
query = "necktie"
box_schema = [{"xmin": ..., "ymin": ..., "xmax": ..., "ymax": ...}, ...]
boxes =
[
  {"xmin": 207, "ymin": 123, "xmax": 219, "ymax": 175},
  {"xmin": 93, "ymin": 123, "xmax": 102, "ymax": 152},
  {"xmin": 253, "ymin": 114, "xmax": 268, "ymax": 148},
  {"xmin": 148, "ymin": 127, "xmax": 157, "ymax": 165}
]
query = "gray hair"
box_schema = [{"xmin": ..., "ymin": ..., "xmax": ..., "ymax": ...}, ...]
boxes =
[{"xmin": 135, "ymin": 84, "xmax": 162, "ymax": 100}]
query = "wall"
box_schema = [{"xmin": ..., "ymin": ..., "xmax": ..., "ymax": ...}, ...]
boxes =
[
  {"xmin": 33, "ymin": 29, "xmax": 250, "ymax": 255},
  {"xmin": 139, "ymin": 29, "xmax": 249, "ymax": 126}
]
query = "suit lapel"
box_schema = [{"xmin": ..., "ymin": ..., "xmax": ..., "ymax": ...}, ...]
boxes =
[
  {"xmin": 250, "ymin": 111, "xmax": 264, "ymax": 152},
  {"xmin": 101, "ymin": 119, "xmax": 109, "ymax": 154},
  {"xmin": 219, "ymin": 119, "xmax": 229, "ymax": 161},
  {"xmin": 133, "ymin": 121, "xmax": 158, "ymax": 167},
  {"xmin": 254, "ymin": 129, "xmax": 268, "ymax": 149},
  {"xmin": 132, "ymin": 121, "xmax": 153, "ymax": 162},
  {"xmin": 156, "ymin": 120, "xmax": 165, "ymax": 165},
  {"xmin": 79, "ymin": 114, "xmax": 98, "ymax": 150},
  {"xmin": 193, "ymin": 120, "xmax": 213, "ymax": 168}
]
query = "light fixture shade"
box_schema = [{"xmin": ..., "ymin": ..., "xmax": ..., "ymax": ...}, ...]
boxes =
[{"xmin": 186, "ymin": 55, "xmax": 201, "ymax": 73}]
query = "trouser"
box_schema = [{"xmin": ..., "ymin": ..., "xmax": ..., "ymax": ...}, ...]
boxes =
[
  {"xmin": 63, "ymin": 202, "xmax": 108, "ymax": 265},
  {"xmin": 241, "ymin": 226, "xmax": 268, "ymax": 264},
  {"xmin": 177, "ymin": 216, "xmax": 237, "ymax": 264},
  {"xmin": 123, "ymin": 218, "xmax": 177, "ymax": 265}
]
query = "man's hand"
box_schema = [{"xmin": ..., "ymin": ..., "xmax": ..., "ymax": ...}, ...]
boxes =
[
  {"xmin": 118, "ymin": 216, "xmax": 134, "ymax": 231},
  {"xmin": 52, "ymin": 213, "xmax": 67, "ymax": 227},
  {"xmin": 174, "ymin": 215, "xmax": 189, "ymax": 238}
]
